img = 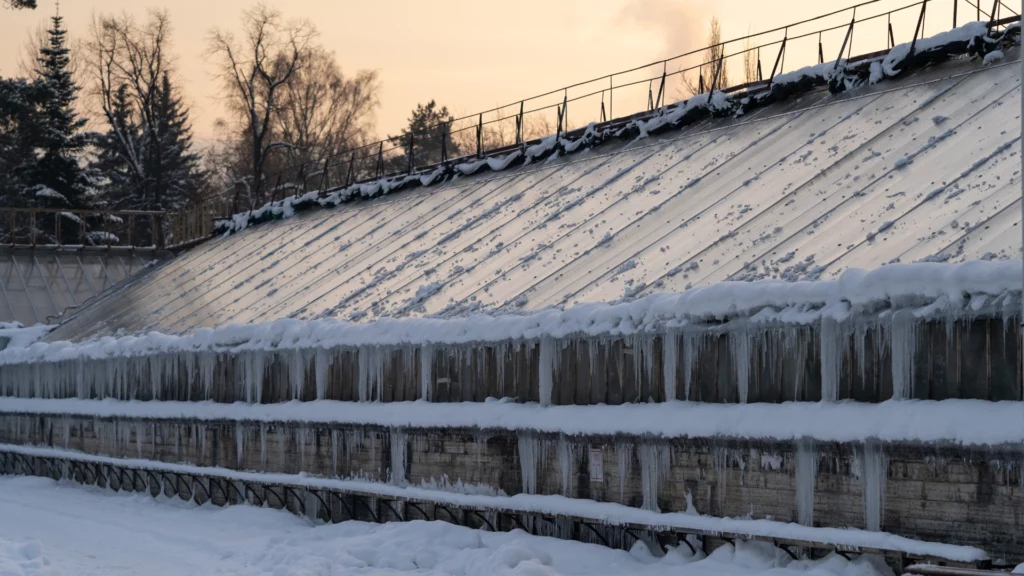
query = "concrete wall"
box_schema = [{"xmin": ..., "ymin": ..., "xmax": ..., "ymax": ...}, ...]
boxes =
[{"xmin": 3, "ymin": 413, "xmax": 1023, "ymax": 562}]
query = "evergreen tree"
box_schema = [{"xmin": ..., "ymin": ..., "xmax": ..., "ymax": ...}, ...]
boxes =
[
  {"xmin": 388, "ymin": 100, "xmax": 460, "ymax": 172},
  {"xmin": 148, "ymin": 72, "xmax": 204, "ymax": 210},
  {"xmin": 25, "ymin": 12, "xmax": 90, "ymax": 208},
  {"xmin": 0, "ymin": 77, "xmax": 46, "ymax": 207},
  {"xmin": 90, "ymin": 84, "xmax": 142, "ymax": 209}
]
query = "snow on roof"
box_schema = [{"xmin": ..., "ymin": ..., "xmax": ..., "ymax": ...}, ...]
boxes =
[
  {"xmin": 5, "ymin": 259, "xmax": 1019, "ymax": 365},
  {"xmin": 43, "ymin": 25, "xmax": 1023, "ymax": 342}
]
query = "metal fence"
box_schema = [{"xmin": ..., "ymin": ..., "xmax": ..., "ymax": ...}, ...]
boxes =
[
  {"xmin": 0, "ymin": 205, "xmax": 232, "ymax": 251},
  {"xmin": 219, "ymin": 0, "xmax": 1020, "ymax": 214}
]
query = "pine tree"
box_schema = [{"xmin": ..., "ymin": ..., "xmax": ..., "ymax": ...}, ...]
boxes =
[
  {"xmin": 148, "ymin": 72, "xmax": 204, "ymax": 210},
  {"xmin": 26, "ymin": 11, "xmax": 90, "ymax": 208},
  {"xmin": 90, "ymin": 84, "xmax": 142, "ymax": 209},
  {"xmin": 0, "ymin": 77, "xmax": 46, "ymax": 207},
  {"xmin": 388, "ymin": 100, "xmax": 460, "ymax": 172}
]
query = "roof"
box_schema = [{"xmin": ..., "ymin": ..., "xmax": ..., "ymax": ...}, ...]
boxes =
[{"xmin": 45, "ymin": 42, "xmax": 1023, "ymax": 342}]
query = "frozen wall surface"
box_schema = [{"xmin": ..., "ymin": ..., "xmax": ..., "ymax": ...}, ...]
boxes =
[{"xmin": 46, "ymin": 52, "xmax": 1023, "ymax": 342}]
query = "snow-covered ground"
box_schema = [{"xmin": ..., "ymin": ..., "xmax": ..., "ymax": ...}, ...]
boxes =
[{"xmin": 0, "ymin": 475, "xmax": 895, "ymax": 576}]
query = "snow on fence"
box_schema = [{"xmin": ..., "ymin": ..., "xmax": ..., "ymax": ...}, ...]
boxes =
[{"xmin": 0, "ymin": 262, "xmax": 1020, "ymax": 405}]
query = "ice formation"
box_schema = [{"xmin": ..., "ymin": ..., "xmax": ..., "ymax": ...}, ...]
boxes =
[
  {"xmin": 861, "ymin": 440, "xmax": 887, "ymax": 532},
  {"xmin": 795, "ymin": 439, "xmax": 818, "ymax": 527}
]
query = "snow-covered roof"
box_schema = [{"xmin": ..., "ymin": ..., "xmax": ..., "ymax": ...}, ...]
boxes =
[{"xmin": 46, "ymin": 39, "xmax": 1024, "ymax": 342}]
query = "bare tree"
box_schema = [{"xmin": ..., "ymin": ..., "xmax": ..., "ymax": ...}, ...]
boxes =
[
  {"xmin": 680, "ymin": 17, "xmax": 729, "ymax": 97},
  {"xmin": 87, "ymin": 11, "xmax": 171, "ymax": 204},
  {"xmin": 208, "ymin": 4, "xmax": 315, "ymax": 208},
  {"xmin": 275, "ymin": 46, "xmax": 379, "ymax": 172}
]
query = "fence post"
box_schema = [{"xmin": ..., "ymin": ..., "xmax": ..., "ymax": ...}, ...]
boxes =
[
  {"xmin": 515, "ymin": 102, "xmax": 524, "ymax": 146},
  {"xmin": 609, "ymin": 75, "xmax": 614, "ymax": 119},
  {"xmin": 655, "ymin": 63, "xmax": 667, "ymax": 109},
  {"xmin": 757, "ymin": 47, "xmax": 763, "ymax": 81},
  {"xmin": 699, "ymin": 68, "xmax": 705, "ymax": 95},
  {"xmin": 818, "ymin": 32, "xmax": 824, "ymax": 64},
  {"xmin": 318, "ymin": 156, "xmax": 330, "ymax": 194},
  {"xmin": 911, "ymin": 0, "xmax": 929, "ymax": 56},
  {"xmin": 710, "ymin": 49, "xmax": 725, "ymax": 94},
  {"xmin": 346, "ymin": 152, "xmax": 356, "ymax": 187},
  {"xmin": 376, "ymin": 142, "xmax": 384, "ymax": 179},
  {"xmin": 408, "ymin": 132, "xmax": 415, "ymax": 174},
  {"xmin": 953, "ymin": 0, "xmax": 957, "ymax": 27},
  {"xmin": 441, "ymin": 123, "xmax": 449, "ymax": 164},
  {"xmin": 561, "ymin": 92, "xmax": 568, "ymax": 133},
  {"xmin": 476, "ymin": 113, "xmax": 483, "ymax": 158},
  {"xmin": 29, "ymin": 211, "xmax": 35, "ymax": 247},
  {"xmin": 989, "ymin": 0, "xmax": 998, "ymax": 24},
  {"xmin": 294, "ymin": 164, "xmax": 305, "ymax": 198},
  {"xmin": 127, "ymin": 214, "xmax": 133, "ymax": 248},
  {"xmin": 600, "ymin": 93, "xmax": 607, "ymax": 123},
  {"xmin": 888, "ymin": 14, "xmax": 895, "ymax": 48},
  {"xmin": 834, "ymin": 17, "xmax": 855, "ymax": 72},
  {"xmin": 55, "ymin": 212, "xmax": 61, "ymax": 247},
  {"xmin": 269, "ymin": 173, "xmax": 283, "ymax": 205},
  {"xmin": 768, "ymin": 36, "xmax": 787, "ymax": 84}
]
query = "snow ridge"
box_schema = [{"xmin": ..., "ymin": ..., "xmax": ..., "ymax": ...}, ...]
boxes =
[{"xmin": 2, "ymin": 260, "xmax": 1018, "ymax": 366}]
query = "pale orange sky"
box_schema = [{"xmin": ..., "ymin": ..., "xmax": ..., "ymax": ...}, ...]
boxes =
[{"xmin": 0, "ymin": 0, "xmax": 966, "ymax": 143}]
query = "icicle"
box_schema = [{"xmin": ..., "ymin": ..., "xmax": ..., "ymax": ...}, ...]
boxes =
[
  {"xmin": 390, "ymin": 428, "xmax": 407, "ymax": 486},
  {"xmin": 517, "ymin": 431, "xmax": 540, "ymax": 494},
  {"xmin": 631, "ymin": 333, "xmax": 656, "ymax": 398},
  {"xmin": 730, "ymin": 322, "xmax": 750, "ymax": 403},
  {"xmin": 243, "ymin": 351, "xmax": 265, "ymax": 404},
  {"xmin": 682, "ymin": 332, "xmax": 698, "ymax": 401},
  {"xmin": 304, "ymin": 490, "xmax": 320, "ymax": 522},
  {"xmin": 662, "ymin": 331, "xmax": 680, "ymax": 401},
  {"xmin": 290, "ymin": 349, "xmax": 307, "ymax": 400},
  {"xmin": 357, "ymin": 346, "xmax": 388, "ymax": 402},
  {"xmin": 890, "ymin": 312, "xmax": 917, "ymax": 400},
  {"xmin": 861, "ymin": 440, "xmax": 887, "ymax": 531},
  {"xmin": 330, "ymin": 429, "xmax": 340, "ymax": 477},
  {"xmin": 198, "ymin": 352, "xmax": 216, "ymax": 400},
  {"xmin": 638, "ymin": 442, "xmax": 670, "ymax": 512},
  {"xmin": 197, "ymin": 423, "xmax": 207, "ymax": 461},
  {"xmin": 713, "ymin": 446, "xmax": 729, "ymax": 514},
  {"xmin": 236, "ymin": 423, "xmax": 244, "ymax": 469},
  {"xmin": 538, "ymin": 337, "xmax": 556, "ymax": 406},
  {"xmin": 557, "ymin": 434, "xmax": 573, "ymax": 496},
  {"xmin": 420, "ymin": 345, "xmax": 433, "ymax": 401},
  {"xmin": 795, "ymin": 438, "xmax": 817, "ymax": 526},
  {"xmin": 820, "ymin": 317, "xmax": 844, "ymax": 402},
  {"xmin": 315, "ymin": 348, "xmax": 331, "ymax": 400},
  {"xmin": 148, "ymin": 356, "xmax": 162, "ymax": 400},
  {"xmin": 617, "ymin": 442, "xmax": 633, "ymax": 504},
  {"xmin": 260, "ymin": 423, "xmax": 267, "ymax": 469}
]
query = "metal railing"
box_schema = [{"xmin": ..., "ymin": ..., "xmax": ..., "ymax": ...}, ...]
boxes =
[
  {"xmin": 36, "ymin": 0, "xmax": 1015, "ymax": 250},
  {"xmin": 218, "ymin": 0, "xmax": 1020, "ymax": 215},
  {"xmin": 0, "ymin": 205, "xmax": 233, "ymax": 251}
]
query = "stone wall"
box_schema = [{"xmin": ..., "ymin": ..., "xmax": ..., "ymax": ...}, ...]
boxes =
[{"xmin": 3, "ymin": 413, "xmax": 1022, "ymax": 562}]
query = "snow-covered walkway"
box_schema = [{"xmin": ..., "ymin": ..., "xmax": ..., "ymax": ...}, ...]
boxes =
[{"xmin": 0, "ymin": 475, "xmax": 895, "ymax": 576}]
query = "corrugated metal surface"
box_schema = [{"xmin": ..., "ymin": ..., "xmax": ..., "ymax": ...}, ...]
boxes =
[{"xmin": 46, "ymin": 54, "xmax": 1023, "ymax": 341}]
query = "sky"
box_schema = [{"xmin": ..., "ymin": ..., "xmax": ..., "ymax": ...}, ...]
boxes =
[{"xmin": 0, "ymin": 0, "xmax": 968, "ymax": 143}]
